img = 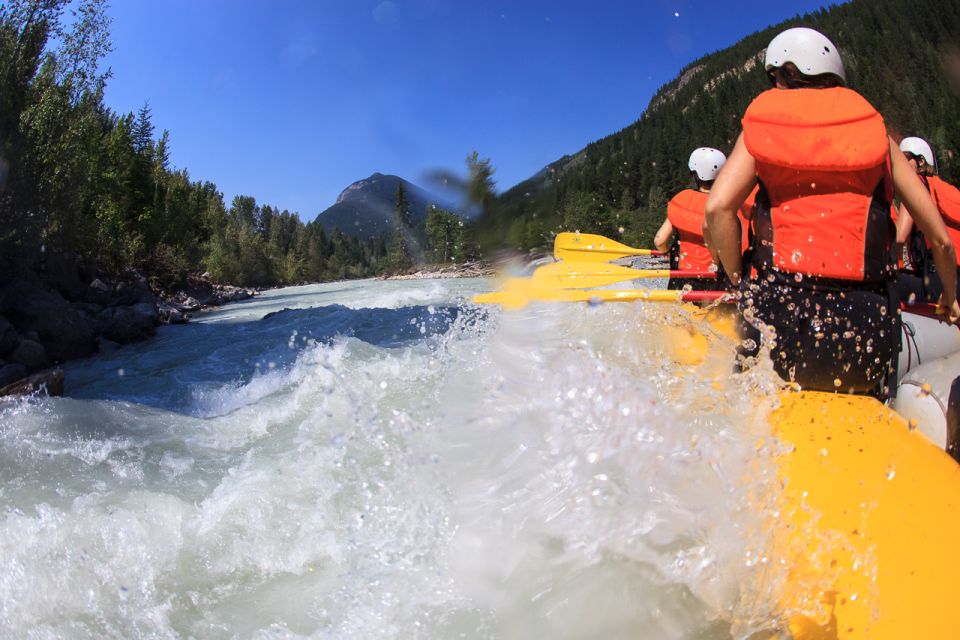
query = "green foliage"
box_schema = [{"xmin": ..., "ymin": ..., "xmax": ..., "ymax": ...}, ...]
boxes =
[
  {"xmin": 482, "ymin": 0, "xmax": 960, "ymax": 250},
  {"xmin": 561, "ymin": 192, "xmax": 618, "ymax": 237},
  {"xmin": 387, "ymin": 184, "xmax": 415, "ymax": 273},
  {"xmin": 0, "ymin": 1, "xmax": 397, "ymax": 288},
  {"xmin": 10, "ymin": 0, "xmax": 956, "ymax": 286},
  {"xmin": 424, "ymin": 205, "xmax": 462, "ymax": 263},
  {"xmin": 466, "ymin": 150, "xmax": 497, "ymax": 213}
]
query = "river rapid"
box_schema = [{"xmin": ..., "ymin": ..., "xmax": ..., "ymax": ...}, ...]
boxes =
[{"xmin": 0, "ymin": 277, "xmax": 789, "ymax": 639}]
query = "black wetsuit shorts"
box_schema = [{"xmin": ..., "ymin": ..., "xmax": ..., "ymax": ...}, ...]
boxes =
[{"xmin": 737, "ymin": 270, "xmax": 897, "ymax": 395}]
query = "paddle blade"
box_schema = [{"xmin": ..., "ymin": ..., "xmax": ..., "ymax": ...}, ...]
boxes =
[{"xmin": 554, "ymin": 232, "xmax": 664, "ymax": 262}]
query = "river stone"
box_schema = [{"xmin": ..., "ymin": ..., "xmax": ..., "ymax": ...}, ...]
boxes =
[
  {"xmin": 0, "ymin": 316, "xmax": 17, "ymax": 356},
  {"xmin": 114, "ymin": 281, "xmax": 139, "ymax": 306},
  {"xmin": 10, "ymin": 339, "xmax": 47, "ymax": 370},
  {"xmin": 0, "ymin": 281, "xmax": 96, "ymax": 362},
  {"xmin": 0, "ymin": 363, "xmax": 27, "ymax": 388},
  {"xmin": 97, "ymin": 305, "xmax": 157, "ymax": 344},
  {"xmin": 126, "ymin": 271, "xmax": 157, "ymax": 304},
  {"xmin": 158, "ymin": 303, "xmax": 189, "ymax": 325},
  {"xmin": 0, "ymin": 368, "xmax": 64, "ymax": 398},
  {"xmin": 42, "ymin": 252, "xmax": 85, "ymax": 300},
  {"xmin": 87, "ymin": 278, "xmax": 114, "ymax": 306}
]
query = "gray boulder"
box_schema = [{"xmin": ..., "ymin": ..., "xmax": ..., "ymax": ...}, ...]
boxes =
[
  {"xmin": 10, "ymin": 339, "xmax": 47, "ymax": 370},
  {"xmin": 86, "ymin": 278, "xmax": 114, "ymax": 306},
  {"xmin": 158, "ymin": 303, "xmax": 189, "ymax": 325},
  {"xmin": 0, "ymin": 281, "xmax": 96, "ymax": 362},
  {"xmin": 42, "ymin": 252, "xmax": 85, "ymax": 300},
  {"xmin": 0, "ymin": 316, "xmax": 18, "ymax": 357},
  {"xmin": 96, "ymin": 304, "xmax": 157, "ymax": 344},
  {"xmin": 0, "ymin": 363, "xmax": 28, "ymax": 388},
  {"xmin": 0, "ymin": 368, "xmax": 64, "ymax": 398},
  {"xmin": 125, "ymin": 271, "xmax": 157, "ymax": 304},
  {"xmin": 114, "ymin": 281, "xmax": 139, "ymax": 306}
]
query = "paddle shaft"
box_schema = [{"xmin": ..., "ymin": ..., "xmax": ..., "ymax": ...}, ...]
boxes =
[{"xmin": 532, "ymin": 261, "xmax": 716, "ymax": 290}]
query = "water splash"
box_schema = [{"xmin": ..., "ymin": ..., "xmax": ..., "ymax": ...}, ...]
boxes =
[{"xmin": 0, "ymin": 279, "xmax": 793, "ymax": 638}]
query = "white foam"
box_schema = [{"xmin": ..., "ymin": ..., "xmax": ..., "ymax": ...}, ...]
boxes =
[{"xmin": 0, "ymin": 279, "xmax": 789, "ymax": 637}]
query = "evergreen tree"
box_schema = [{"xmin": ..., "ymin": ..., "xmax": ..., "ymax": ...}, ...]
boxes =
[
  {"xmin": 424, "ymin": 205, "xmax": 461, "ymax": 263},
  {"xmin": 388, "ymin": 184, "xmax": 415, "ymax": 272},
  {"xmin": 483, "ymin": 0, "xmax": 960, "ymax": 249}
]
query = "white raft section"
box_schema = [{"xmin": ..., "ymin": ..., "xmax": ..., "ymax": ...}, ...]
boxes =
[{"xmin": 895, "ymin": 311, "xmax": 960, "ymax": 449}]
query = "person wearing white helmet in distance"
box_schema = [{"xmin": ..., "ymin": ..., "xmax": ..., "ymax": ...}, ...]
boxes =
[
  {"xmin": 704, "ymin": 27, "xmax": 959, "ymax": 398},
  {"xmin": 654, "ymin": 147, "xmax": 730, "ymax": 291},
  {"xmin": 894, "ymin": 136, "xmax": 960, "ymax": 304}
]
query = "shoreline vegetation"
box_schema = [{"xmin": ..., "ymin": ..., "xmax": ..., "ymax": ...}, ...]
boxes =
[
  {"xmin": 0, "ymin": 2, "xmax": 497, "ymax": 399},
  {"xmin": 0, "ymin": 258, "xmax": 495, "ymax": 400},
  {"xmin": 382, "ymin": 260, "xmax": 494, "ymax": 280}
]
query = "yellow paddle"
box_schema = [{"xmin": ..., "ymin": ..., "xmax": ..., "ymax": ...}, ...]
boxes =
[
  {"xmin": 531, "ymin": 261, "xmax": 715, "ymax": 289},
  {"xmin": 554, "ymin": 232, "xmax": 665, "ymax": 262},
  {"xmin": 472, "ymin": 282, "xmax": 728, "ymax": 308}
]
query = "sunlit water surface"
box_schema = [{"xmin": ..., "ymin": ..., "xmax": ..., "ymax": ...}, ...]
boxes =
[{"xmin": 0, "ymin": 277, "xmax": 791, "ymax": 639}]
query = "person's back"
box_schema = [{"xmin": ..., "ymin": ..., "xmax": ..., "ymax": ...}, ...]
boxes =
[
  {"xmin": 666, "ymin": 188, "xmax": 712, "ymax": 270},
  {"xmin": 741, "ymin": 83, "xmax": 896, "ymax": 394},
  {"xmin": 704, "ymin": 27, "xmax": 959, "ymax": 396},
  {"xmin": 654, "ymin": 147, "xmax": 726, "ymax": 291},
  {"xmin": 896, "ymin": 137, "xmax": 960, "ymax": 303},
  {"xmin": 743, "ymin": 86, "xmax": 894, "ymax": 283}
]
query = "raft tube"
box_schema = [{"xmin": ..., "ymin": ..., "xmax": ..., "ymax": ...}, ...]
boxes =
[
  {"xmin": 893, "ymin": 350, "xmax": 960, "ymax": 450},
  {"xmin": 668, "ymin": 312, "xmax": 960, "ymax": 636},
  {"xmin": 770, "ymin": 391, "xmax": 960, "ymax": 638},
  {"xmin": 897, "ymin": 310, "xmax": 960, "ymax": 380}
]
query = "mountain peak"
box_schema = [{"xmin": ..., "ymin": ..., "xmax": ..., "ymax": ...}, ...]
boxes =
[
  {"xmin": 335, "ymin": 172, "xmax": 396, "ymax": 205},
  {"xmin": 318, "ymin": 174, "xmax": 443, "ymax": 241}
]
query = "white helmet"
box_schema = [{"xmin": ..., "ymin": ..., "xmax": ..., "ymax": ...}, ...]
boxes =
[
  {"xmin": 765, "ymin": 27, "xmax": 846, "ymax": 83},
  {"xmin": 688, "ymin": 147, "xmax": 726, "ymax": 182},
  {"xmin": 900, "ymin": 136, "xmax": 935, "ymax": 167}
]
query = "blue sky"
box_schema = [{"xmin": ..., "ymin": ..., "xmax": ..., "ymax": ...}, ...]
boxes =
[{"xmin": 102, "ymin": 0, "xmax": 833, "ymax": 220}]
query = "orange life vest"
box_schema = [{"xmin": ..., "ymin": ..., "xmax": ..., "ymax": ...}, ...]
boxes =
[
  {"xmin": 928, "ymin": 175, "xmax": 960, "ymax": 268},
  {"xmin": 739, "ymin": 185, "xmax": 759, "ymax": 254},
  {"xmin": 742, "ymin": 87, "xmax": 894, "ymax": 282},
  {"xmin": 666, "ymin": 189, "xmax": 715, "ymax": 271}
]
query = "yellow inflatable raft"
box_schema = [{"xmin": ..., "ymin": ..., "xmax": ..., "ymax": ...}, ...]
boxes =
[
  {"xmin": 668, "ymin": 305, "xmax": 960, "ymax": 638},
  {"xmin": 475, "ymin": 286, "xmax": 960, "ymax": 637},
  {"xmin": 769, "ymin": 391, "xmax": 960, "ymax": 639}
]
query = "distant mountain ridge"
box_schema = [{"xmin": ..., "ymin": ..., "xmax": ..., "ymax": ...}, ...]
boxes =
[
  {"xmin": 315, "ymin": 173, "xmax": 440, "ymax": 241},
  {"xmin": 482, "ymin": 0, "xmax": 960, "ymax": 251}
]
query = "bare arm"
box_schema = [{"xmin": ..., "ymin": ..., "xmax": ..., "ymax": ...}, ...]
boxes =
[
  {"xmin": 895, "ymin": 202, "xmax": 914, "ymax": 244},
  {"xmin": 704, "ymin": 133, "xmax": 757, "ymax": 285},
  {"xmin": 890, "ymin": 139, "xmax": 959, "ymax": 321},
  {"xmin": 653, "ymin": 218, "xmax": 673, "ymax": 253},
  {"xmin": 703, "ymin": 211, "xmax": 742, "ymax": 266}
]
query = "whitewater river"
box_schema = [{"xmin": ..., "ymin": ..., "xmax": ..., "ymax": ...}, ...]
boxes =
[{"xmin": 0, "ymin": 277, "xmax": 789, "ymax": 639}]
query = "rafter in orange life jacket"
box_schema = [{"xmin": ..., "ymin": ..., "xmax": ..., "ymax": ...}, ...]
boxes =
[
  {"xmin": 928, "ymin": 175, "xmax": 960, "ymax": 268},
  {"xmin": 742, "ymin": 87, "xmax": 894, "ymax": 283},
  {"xmin": 666, "ymin": 189, "xmax": 714, "ymax": 271}
]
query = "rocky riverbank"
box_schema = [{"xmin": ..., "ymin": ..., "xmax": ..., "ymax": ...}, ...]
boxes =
[
  {"xmin": 382, "ymin": 260, "xmax": 495, "ymax": 280},
  {"xmin": 0, "ymin": 254, "xmax": 256, "ymax": 397}
]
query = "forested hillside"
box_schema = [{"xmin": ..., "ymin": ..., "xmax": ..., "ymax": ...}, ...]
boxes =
[
  {"xmin": 0, "ymin": 0, "xmax": 473, "ymax": 290},
  {"xmin": 480, "ymin": 0, "xmax": 960, "ymax": 252}
]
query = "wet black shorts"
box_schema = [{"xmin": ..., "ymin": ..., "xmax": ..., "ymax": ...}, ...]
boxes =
[{"xmin": 737, "ymin": 271, "xmax": 897, "ymax": 395}]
